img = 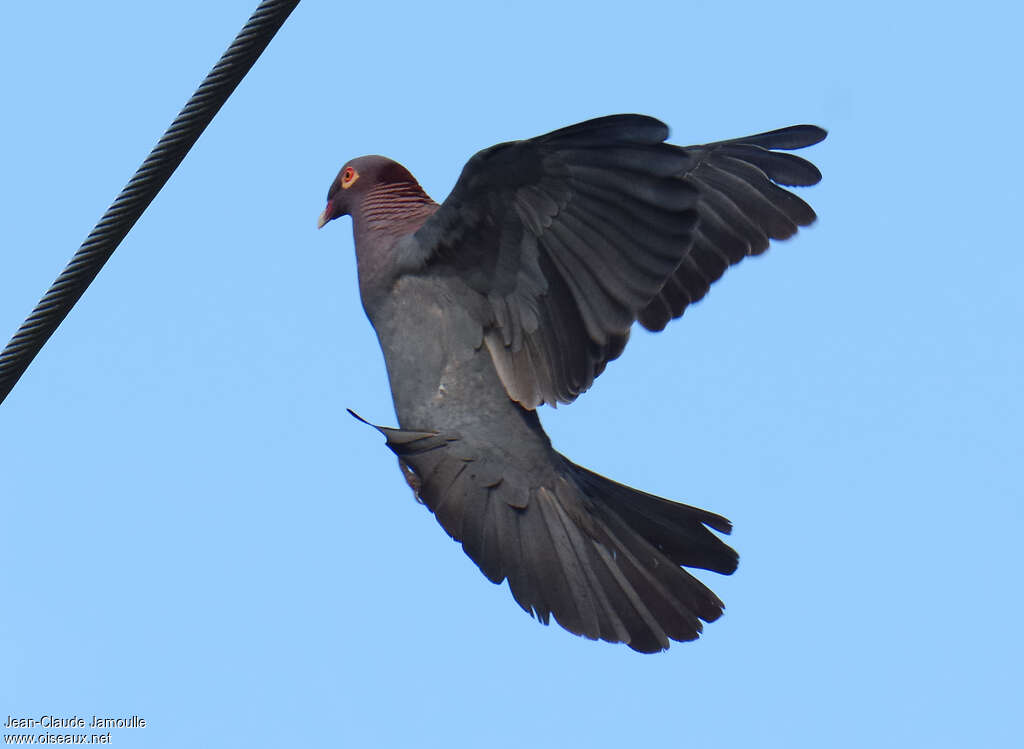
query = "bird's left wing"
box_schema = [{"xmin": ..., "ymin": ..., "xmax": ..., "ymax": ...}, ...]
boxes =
[{"xmin": 393, "ymin": 115, "xmax": 824, "ymax": 408}]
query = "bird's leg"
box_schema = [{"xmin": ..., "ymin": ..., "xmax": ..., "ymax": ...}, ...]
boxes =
[{"xmin": 398, "ymin": 458, "xmax": 424, "ymax": 503}]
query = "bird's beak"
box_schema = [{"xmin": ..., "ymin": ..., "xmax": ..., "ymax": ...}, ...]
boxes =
[{"xmin": 317, "ymin": 199, "xmax": 334, "ymax": 229}]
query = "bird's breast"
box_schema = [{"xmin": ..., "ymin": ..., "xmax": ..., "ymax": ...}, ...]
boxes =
[{"xmin": 368, "ymin": 275, "xmax": 513, "ymax": 435}]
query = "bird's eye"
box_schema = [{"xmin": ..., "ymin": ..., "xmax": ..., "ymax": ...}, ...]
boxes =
[{"xmin": 342, "ymin": 166, "xmax": 358, "ymax": 188}]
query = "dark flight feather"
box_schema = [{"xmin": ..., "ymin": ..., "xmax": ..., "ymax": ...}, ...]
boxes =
[{"xmin": 399, "ymin": 115, "xmax": 825, "ymax": 406}]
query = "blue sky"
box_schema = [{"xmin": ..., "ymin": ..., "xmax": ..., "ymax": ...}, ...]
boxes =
[{"xmin": 1, "ymin": 1, "xmax": 1021, "ymax": 747}]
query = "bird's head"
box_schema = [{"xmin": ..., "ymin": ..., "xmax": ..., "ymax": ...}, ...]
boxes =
[{"xmin": 317, "ymin": 155, "xmax": 425, "ymax": 229}]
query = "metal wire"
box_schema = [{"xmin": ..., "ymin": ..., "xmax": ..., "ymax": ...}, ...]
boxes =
[{"xmin": 0, "ymin": 0, "xmax": 301, "ymax": 406}]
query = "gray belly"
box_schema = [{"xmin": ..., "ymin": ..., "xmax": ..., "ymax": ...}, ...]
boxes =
[{"xmin": 368, "ymin": 275, "xmax": 546, "ymax": 452}]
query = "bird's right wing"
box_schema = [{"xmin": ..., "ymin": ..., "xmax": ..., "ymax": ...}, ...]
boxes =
[{"xmin": 393, "ymin": 115, "xmax": 825, "ymax": 409}]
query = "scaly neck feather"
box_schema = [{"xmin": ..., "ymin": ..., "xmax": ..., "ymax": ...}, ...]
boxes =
[{"xmin": 351, "ymin": 180, "xmax": 439, "ymax": 296}]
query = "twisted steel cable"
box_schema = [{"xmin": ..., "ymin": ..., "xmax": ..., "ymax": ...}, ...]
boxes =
[{"xmin": 0, "ymin": 0, "xmax": 300, "ymax": 406}]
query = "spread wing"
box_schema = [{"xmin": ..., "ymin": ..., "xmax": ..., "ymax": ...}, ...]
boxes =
[{"xmin": 394, "ymin": 115, "xmax": 825, "ymax": 408}]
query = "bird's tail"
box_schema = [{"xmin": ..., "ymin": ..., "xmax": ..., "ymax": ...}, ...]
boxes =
[{"xmin": 351, "ymin": 410, "xmax": 738, "ymax": 653}]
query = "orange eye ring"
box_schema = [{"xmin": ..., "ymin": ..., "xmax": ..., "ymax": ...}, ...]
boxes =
[{"xmin": 341, "ymin": 166, "xmax": 359, "ymax": 189}]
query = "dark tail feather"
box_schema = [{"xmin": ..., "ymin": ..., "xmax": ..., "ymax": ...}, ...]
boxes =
[
  {"xmin": 567, "ymin": 461, "xmax": 739, "ymax": 575},
  {"xmin": 352, "ymin": 411, "xmax": 738, "ymax": 653}
]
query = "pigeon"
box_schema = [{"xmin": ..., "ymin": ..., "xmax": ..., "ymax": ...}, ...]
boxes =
[{"xmin": 319, "ymin": 115, "xmax": 825, "ymax": 652}]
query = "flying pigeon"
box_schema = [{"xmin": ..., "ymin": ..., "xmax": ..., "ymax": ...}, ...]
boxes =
[{"xmin": 319, "ymin": 115, "xmax": 825, "ymax": 652}]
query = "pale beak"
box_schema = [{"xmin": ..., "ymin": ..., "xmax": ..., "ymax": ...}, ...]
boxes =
[{"xmin": 317, "ymin": 199, "xmax": 334, "ymax": 229}]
